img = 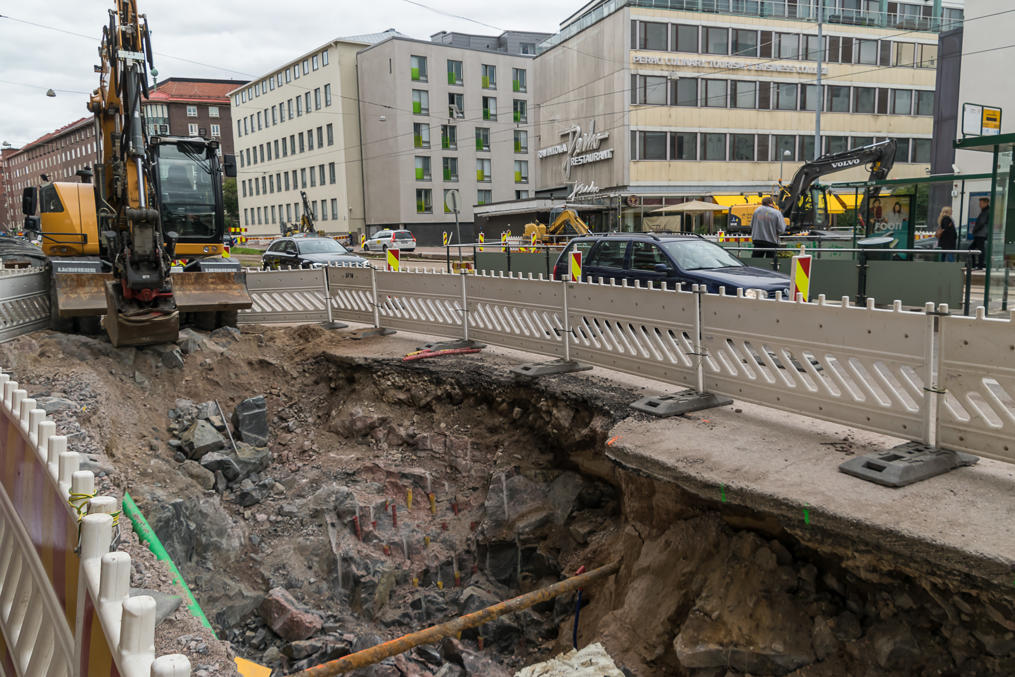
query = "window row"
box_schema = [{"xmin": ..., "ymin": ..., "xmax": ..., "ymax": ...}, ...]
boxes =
[
  {"xmin": 237, "ymin": 85, "xmax": 333, "ymax": 138},
  {"xmin": 631, "ymin": 19, "xmax": 939, "ymax": 68},
  {"xmin": 182, "ymin": 104, "xmax": 220, "ymax": 118},
  {"xmin": 411, "ymin": 89, "xmax": 528, "ymax": 122},
  {"xmin": 243, "ymin": 197, "xmax": 340, "ymax": 227},
  {"xmin": 630, "ymin": 130, "xmax": 931, "ymax": 164},
  {"xmin": 240, "ymin": 162, "xmax": 338, "ymax": 199},
  {"xmin": 412, "ymin": 123, "xmax": 529, "ymax": 154},
  {"xmin": 235, "ymin": 49, "xmax": 330, "ymax": 106},
  {"xmin": 631, "ymin": 75, "xmax": 933, "ymax": 115},
  {"xmin": 414, "ymin": 188, "xmax": 526, "ymax": 214},
  {"xmin": 644, "ymin": 1, "xmax": 963, "ymax": 30},
  {"xmin": 411, "ymin": 57, "xmax": 528, "ymax": 93},
  {"xmin": 238, "ymin": 124, "xmax": 335, "ymax": 169},
  {"xmin": 412, "ymin": 156, "xmax": 528, "ymax": 184}
]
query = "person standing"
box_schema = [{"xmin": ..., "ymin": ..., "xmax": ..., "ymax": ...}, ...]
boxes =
[
  {"xmin": 971, "ymin": 197, "xmax": 990, "ymax": 269},
  {"xmin": 936, "ymin": 206, "xmax": 957, "ymax": 262},
  {"xmin": 751, "ymin": 196, "xmax": 786, "ymax": 258}
]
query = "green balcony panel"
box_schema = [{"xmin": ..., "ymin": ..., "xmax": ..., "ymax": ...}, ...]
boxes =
[
  {"xmin": 442, "ymin": 138, "xmax": 450, "ymax": 149},
  {"xmin": 476, "ymin": 139, "xmax": 484, "ymax": 150},
  {"xmin": 411, "ymin": 67, "xmax": 420, "ymax": 80},
  {"xmin": 513, "ymin": 80, "xmax": 520, "ymax": 92},
  {"xmin": 483, "ymin": 110, "xmax": 490, "ymax": 120},
  {"xmin": 513, "ymin": 112, "xmax": 521, "ymax": 123},
  {"xmin": 417, "ymin": 201, "xmax": 425, "ymax": 213},
  {"xmin": 416, "ymin": 168, "xmax": 425, "ymax": 180},
  {"xmin": 514, "ymin": 141, "xmax": 522, "ymax": 153},
  {"xmin": 482, "ymin": 75, "xmax": 489, "ymax": 88},
  {"xmin": 412, "ymin": 101, "xmax": 421, "ymax": 114},
  {"xmin": 448, "ymin": 72, "xmax": 456, "ymax": 84},
  {"xmin": 477, "ymin": 170, "xmax": 485, "ymax": 181},
  {"xmin": 515, "ymin": 171, "xmax": 522, "ymax": 183},
  {"xmin": 414, "ymin": 135, "xmax": 422, "ymax": 148}
]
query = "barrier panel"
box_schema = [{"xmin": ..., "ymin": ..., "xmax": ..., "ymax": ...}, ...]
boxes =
[
  {"xmin": 0, "ymin": 269, "xmax": 50, "ymax": 343},
  {"xmin": 0, "ymin": 372, "xmax": 191, "ymax": 676},
  {"xmin": 240, "ymin": 268, "xmax": 329, "ymax": 325},
  {"xmin": 466, "ymin": 274, "xmax": 565, "ymax": 358},
  {"xmin": 373, "ymin": 270, "xmax": 463, "ymax": 340}
]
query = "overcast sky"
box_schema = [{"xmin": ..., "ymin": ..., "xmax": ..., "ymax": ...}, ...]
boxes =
[{"xmin": 0, "ymin": 0, "xmax": 569, "ymax": 148}]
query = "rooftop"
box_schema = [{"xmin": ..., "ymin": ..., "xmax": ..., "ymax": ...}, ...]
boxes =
[
  {"xmin": 8, "ymin": 117, "xmax": 91, "ymax": 158},
  {"xmin": 147, "ymin": 77, "xmax": 248, "ymax": 104}
]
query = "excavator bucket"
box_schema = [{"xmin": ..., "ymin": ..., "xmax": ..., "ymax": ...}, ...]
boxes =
[
  {"xmin": 103, "ymin": 281, "xmax": 180, "ymax": 348},
  {"xmin": 52, "ymin": 272, "xmax": 111, "ymax": 317},
  {"xmin": 171, "ymin": 271, "xmax": 252, "ymax": 313}
]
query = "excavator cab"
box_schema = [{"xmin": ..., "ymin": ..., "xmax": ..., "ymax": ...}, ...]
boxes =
[{"xmin": 151, "ymin": 138, "xmax": 228, "ymax": 258}]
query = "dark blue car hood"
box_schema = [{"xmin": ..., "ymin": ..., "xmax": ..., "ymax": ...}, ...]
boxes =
[{"xmin": 689, "ymin": 265, "xmax": 790, "ymax": 291}]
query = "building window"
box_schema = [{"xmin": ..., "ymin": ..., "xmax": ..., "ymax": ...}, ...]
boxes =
[
  {"xmin": 208, "ymin": 106, "xmax": 220, "ymax": 118},
  {"xmin": 703, "ymin": 80, "xmax": 727, "ymax": 107},
  {"xmin": 773, "ymin": 134, "xmax": 796, "ymax": 161},
  {"xmin": 271, "ymin": 106, "xmax": 278, "ymax": 125},
  {"xmin": 514, "ymin": 129, "xmax": 527, "ymax": 153},
  {"xmin": 520, "ymin": 42, "xmax": 535, "ymax": 55},
  {"xmin": 731, "ymin": 29, "xmax": 758, "ymax": 57},
  {"xmin": 442, "ymin": 157, "xmax": 458, "ymax": 181},
  {"xmin": 188, "ymin": 123, "xmax": 199, "ymax": 136},
  {"xmin": 477, "ymin": 189, "xmax": 492, "ymax": 206},
  {"xmin": 416, "ymin": 189, "xmax": 432, "ymax": 213},
  {"xmin": 186, "ymin": 105, "xmax": 197, "ymax": 117},
  {"xmin": 895, "ymin": 138, "xmax": 911, "ymax": 163},
  {"xmin": 305, "ymin": 92, "xmax": 311, "ymax": 113},
  {"xmin": 774, "ymin": 83, "xmax": 797, "ymax": 110},
  {"xmin": 475, "ymin": 127, "xmax": 490, "ymax": 151},
  {"xmin": 303, "ymin": 59, "xmax": 309, "ymax": 75},
  {"xmin": 281, "ymin": 137, "xmax": 288, "ymax": 157},
  {"xmin": 916, "ymin": 90, "xmax": 934, "ymax": 116},
  {"xmin": 324, "ymin": 84, "xmax": 332, "ymax": 106},
  {"xmin": 284, "ymin": 172, "xmax": 290, "ymax": 191},
  {"xmin": 851, "ymin": 136, "xmax": 874, "ymax": 149},
  {"xmin": 891, "ymin": 89, "xmax": 912, "ymax": 115},
  {"xmin": 411, "ymin": 55, "xmax": 428, "ymax": 82},
  {"xmin": 285, "ymin": 69, "xmax": 291, "ymax": 83},
  {"xmin": 312, "ymin": 54, "xmax": 319, "ymax": 71},
  {"xmin": 912, "ymin": 138, "xmax": 931, "ymax": 163},
  {"xmin": 326, "ymin": 123, "xmax": 334, "ymax": 145},
  {"xmin": 309, "ymin": 167, "xmax": 316, "ymax": 187},
  {"xmin": 318, "ymin": 164, "xmax": 325, "ymax": 186},
  {"xmin": 512, "ymin": 100, "xmax": 527, "ymax": 123},
  {"xmin": 448, "ymin": 92, "xmax": 464, "ymax": 118},
  {"xmin": 316, "ymin": 126, "xmax": 323, "ymax": 147},
  {"xmin": 800, "ymin": 84, "xmax": 819, "ymax": 111},
  {"xmin": 776, "ymin": 33, "xmax": 799, "ymax": 59},
  {"xmin": 210, "ymin": 124, "xmax": 220, "ymax": 138},
  {"xmin": 703, "ymin": 133, "xmax": 726, "ymax": 161},
  {"xmin": 637, "ymin": 131, "xmax": 667, "ymax": 160},
  {"xmin": 441, "ymin": 125, "xmax": 456, "ymax": 149},
  {"xmin": 893, "ymin": 42, "xmax": 915, "ymax": 67},
  {"xmin": 288, "ymin": 99, "xmax": 294, "ymax": 118},
  {"xmin": 731, "ymin": 134, "xmax": 755, "ymax": 161},
  {"xmin": 673, "ymin": 24, "xmax": 697, "ymax": 52},
  {"xmin": 314, "ymin": 88, "xmax": 321, "ymax": 110},
  {"xmin": 481, "ymin": 64, "xmax": 496, "ymax": 89},
  {"xmin": 300, "ymin": 168, "xmax": 307, "ymax": 188},
  {"xmin": 824, "ymin": 136, "xmax": 848, "ymax": 155},
  {"xmin": 482, "ymin": 96, "xmax": 497, "ymax": 121},
  {"xmin": 241, "ymin": 182, "xmax": 247, "ymax": 197},
  {"xmin": 331, "ymin": 198, "xmax": 338, "ymax": 220},
  {"xmin": 299, "ymin": 133, "xmax": 305, "ymax": 153},
  {"xmin": 827, "ymin": 86, "xmax": 850, "ymax": 113},
  {"xmin": 329, "ymin": 162, "xmax": 336, "ymax": 184},
  {"xmin": 412, "ymin": 122, "xmax": 428, "ymax": 149},
  {"xmin": 667, "ymin": 131, "xmax": 695, "ymax": 160},
  {"xmin": 704, "ymin": 27, "xmax": 728, "ymax": 55},
  {"xmin": 293, "ymin": 64, "xmax": 300, "ymax": 80},
  {"xmin": 415, "ymin": 156, "xmax": 431, "ymax": 181},
  {"xmin": 731, "ymin": 81, "xmax": 756, "ymax": 109},
  {"xmin": 269, "ymin": 175, "xmax": 275, "ymax": 193},
  {"xmin": 512, "ymin": 68, "xmax": 526, "ymax": 93},
  {"xmin": 673, "ymin": 78, "xmax": 698, "ymax": 106},
  {"xmin": 633, "ymin": 75, "xmax": 667, "ymax": 105},
  {"xmin": 856, "ymin": 39, "xmax": 878, "ymax": 65},
  {"xmin": 412, "ymin": 89, "xmax": 429, "ymax": 115},
  {"xmin": 448, "ymin": 59, "xmax": 463, "ymax": 85},
  {"xmin": 476, "ymin": 158, "xmax": 491, "ymax": 182},
  {"xmin": 917, "ymin": 44, "xmax": 938, "ymax": 69},
  {"xmin": 803, "ymin": 34, "xmax": 823, "ymax": 61},
  {"xmin": 514, "ymin": 160, "xmax": 528, "ymax": 183},
  {"xmin": 322, "ymin": 49, "xmax": 329, "ymax": 66},
  {"xmin": 637, "ymin": 21, "xmax": 667, "ymax": 50},
  {"xmin": 853, "ymin": 87, "xmax": 876, "ymax": 114},
  {"xmin": 307, "ymin": 129, "xmax": 314, "ymax": 151},
  {"xmin": 296, "ymin": 96, "xmax": 303, "ymax": 116}
]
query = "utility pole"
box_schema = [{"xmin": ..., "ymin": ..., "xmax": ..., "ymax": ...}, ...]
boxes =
[{"xmin": 814, "ymin": 0, "xmax": 823, "ymax": 160}]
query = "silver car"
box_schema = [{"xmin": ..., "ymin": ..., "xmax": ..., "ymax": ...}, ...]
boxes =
[{"xmin": 363, "ymin": 229, "xmax": 416, "ymax": 252}]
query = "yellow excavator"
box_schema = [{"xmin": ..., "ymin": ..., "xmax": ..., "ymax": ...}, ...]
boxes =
[
  {"xmin": 284, "ymin": 190, "xmax": 318, "ymax": 237},
  {"xmin": 523, "ymin": 207, "xmax": 591, "ymax": 244},
  {"xmin": 21, "ymin": 0, "xmax": 250, "ymax": 346}
]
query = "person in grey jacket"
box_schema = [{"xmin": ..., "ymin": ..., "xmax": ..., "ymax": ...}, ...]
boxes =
[
  {"xmin": 971, "ymin": 197, "xmax": 990, "ymax": 269},
  {"xmin": 751, "ymin": 196, "xmax": 786, "ymax": 258}
]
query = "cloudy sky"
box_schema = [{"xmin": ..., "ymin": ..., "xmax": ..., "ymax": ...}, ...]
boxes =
[{"xmin": 0, "ymin": 0, "xmax": 569, "ymax": 147}]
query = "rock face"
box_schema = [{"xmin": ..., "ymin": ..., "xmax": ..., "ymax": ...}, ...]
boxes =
[
  {"xmin": 232, "ymin": 395, "xmax": 269, "ymax": 447},
  {"xmin": 259, "ymin": 588, "xmax": 323, "ymax": 641}
]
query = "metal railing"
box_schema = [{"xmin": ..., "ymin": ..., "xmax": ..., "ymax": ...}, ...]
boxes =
[
  {"xmin": 237, "ymin": 267, "xmax": 1015, "ymax": 465},
  {"xmin": 0, "ymin": 372, "xmax": 192, "ymax": 676}
]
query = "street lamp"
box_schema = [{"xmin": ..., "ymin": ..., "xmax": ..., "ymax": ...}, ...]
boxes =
[{"xmin": 779, "ymin": 149, "xmax": 792, "ymax": 184}]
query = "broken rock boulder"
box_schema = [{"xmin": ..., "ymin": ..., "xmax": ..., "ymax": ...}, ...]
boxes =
[
  {"xmin": 259, "ymin": 587, "xmax": 324, "ymax": 641},
  {"xmin": 232, "ymin": 395, "xmax": 269, "ymax": 447},
  {"xmin": 181, "ymin": 419, "xmax": 225, "ymax": 460}
]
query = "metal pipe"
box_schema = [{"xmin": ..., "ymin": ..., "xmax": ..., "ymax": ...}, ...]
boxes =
[
  {"xmin": 814, "ymin": 0, "xmax": 824, "ymax": 161},
  {"xmin": 288, "ymin": 561, "xmax": 621, "ymax": 677}
]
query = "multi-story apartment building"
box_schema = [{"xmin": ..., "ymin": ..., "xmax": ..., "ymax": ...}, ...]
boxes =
[
  {"xmin": 231, "ymin": 33, "xmax": 400, "ymax": 238},
  {"xmin": 534, "ymin": 0, "xmax": 965, "ymax": 229},
  {"xmin": 144, "ymin": 77, "xmax": 247, "ymax": 156},
  {"xmin": 357, "ymin": 31, "xmax": 548, "ymax": 244},
  {"xmin": 0, "ymin": 117, "xmax": 95, "ymax": 232}
]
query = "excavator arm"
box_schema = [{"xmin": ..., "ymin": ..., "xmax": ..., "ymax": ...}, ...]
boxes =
[
  {"xmin": 778, "ymin": 139, "xmax": 897, "ymax": 231},
  {"xmin": 299, "ymin": 191, "xmax": 317, "ymax": 234},
  {"xmin": 547, "ymin": 209, "xmax": 591, "ymax": 237}
]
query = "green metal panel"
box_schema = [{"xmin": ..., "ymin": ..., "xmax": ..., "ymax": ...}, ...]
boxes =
[
  {"xmin": 411, "ymin": 67, "xmax": 420, "ymax": 80},
  {"xmin": 412, "ymin": 100, "xmax": 421, "ymax": 114},
  {"xmin": 476, "ymin": 252, "xmax": 554, "ymax": 277},
  {"xmin": 867, "ymin": 260, "xmax": 964, "ymax": 307}
]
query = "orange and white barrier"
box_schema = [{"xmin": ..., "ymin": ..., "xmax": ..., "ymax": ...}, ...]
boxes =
[
  {"xmin": 386, "ymin": 248, "xmax": 400, "ymax": 272},
  {"xmin": 0, "ymin": 371, "xmax": 191, "ymax": 676},
  {"xmin": 790, "ymin": 249, "xmax": 812, "ymax": 302},
  {"xmin": 569, "ymin": 250, "xmax": 582, "ymax": 282}
]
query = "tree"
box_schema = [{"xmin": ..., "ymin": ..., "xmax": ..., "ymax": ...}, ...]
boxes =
[{"xmin": 222, "ymin": 178, "xmax": 238, "ymax": 220}]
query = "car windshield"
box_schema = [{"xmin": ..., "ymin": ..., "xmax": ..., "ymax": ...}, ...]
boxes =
[
  {"xmin": 661, "ymin": 240, "xmax": 744, "ymax": 270},
  {"xmin": 298, "ymin": 238, "xmax": 349, "ymax": 255}
]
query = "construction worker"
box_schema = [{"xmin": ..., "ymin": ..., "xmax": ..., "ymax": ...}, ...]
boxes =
[{"xmin": 751, "ymin": 196, "xmax": 786, "ymax": 258}]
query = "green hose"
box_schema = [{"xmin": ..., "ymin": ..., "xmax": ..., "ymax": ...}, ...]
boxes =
[{"xmin": 121, "ymin": 491, "xmax": 216, "ymax": 636}]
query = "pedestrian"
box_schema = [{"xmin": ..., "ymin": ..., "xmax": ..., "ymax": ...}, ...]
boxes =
[
  {"xmin": 750, "ymin": 196, "xmax": 786, "ymax": 258},
  {"xmin": 935, "ymin": 206, "xmax": 957, "ymax": 262},
  {"xmin": 971, "ymin": 197, "xmax": 990, "ymax": 269}
]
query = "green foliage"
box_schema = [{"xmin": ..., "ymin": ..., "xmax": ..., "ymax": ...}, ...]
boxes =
[{"xmin": 222, "ymin": 178, "xmax": 238, "ymax": 219}]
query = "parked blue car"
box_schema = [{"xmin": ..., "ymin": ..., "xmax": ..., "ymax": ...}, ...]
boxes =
[{"xmin": 553, "ymin": 233, "xmax": 790, "ymax": 296}]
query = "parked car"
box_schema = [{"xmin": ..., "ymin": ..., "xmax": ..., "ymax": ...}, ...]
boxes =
[
  {"xmin": 363, "ymin": 229, "xmax": 416, "ymax": 252},
  {"xmin": 553, "ymin": 233, "xmax": 790, "ymax": 296},
  {"xmin": 261, "ymin": 236, "xmax": 370, "ymax": 269}
]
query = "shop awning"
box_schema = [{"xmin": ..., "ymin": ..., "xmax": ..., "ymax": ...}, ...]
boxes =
[{"xmin": 712, "ymin": 194, "xmax": 765, "ymax": 207}]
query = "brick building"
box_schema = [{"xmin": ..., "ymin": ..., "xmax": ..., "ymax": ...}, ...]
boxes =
[
  {"xmin": 144, "ymin": 77, "xmax": 247, "ymax": 155},
  {"xmin": 0, "ymin": 117, "xmax": 95, "ymax": 232}
]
